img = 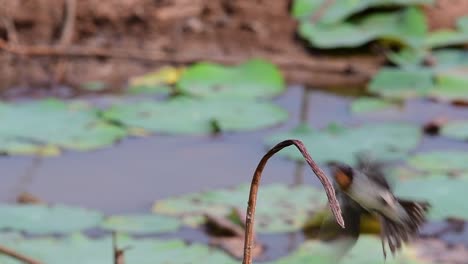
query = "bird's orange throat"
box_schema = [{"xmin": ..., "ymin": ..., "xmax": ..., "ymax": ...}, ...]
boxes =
[{"xmin": 335, "ymin": 170, "xmax": 353, "ymax": 191}]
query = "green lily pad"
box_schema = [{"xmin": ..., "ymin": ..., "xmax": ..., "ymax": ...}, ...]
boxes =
[
  {"xmin": 272, "ymin": 235, "xmax": 427, "ymax": 264},
  {"xmin": 0, "ymin": 234, "xmax": 112, "ymax": 264},
  {"xmin": 440, "ymin": 120, "xmax": 468, "ymax": 141},
  {"xmin": 176, "ymin": 59, "xmax": 284, "ymax": 99},
  {"xmin": 291, "ymin": 0, "xmax": 432, "ymax": 23},
  {"xmin": 127, "ymin": 84, "xmax": 171, "ymax": 95},
  {"xmin": 426, "ymin": 16, "xmax": 468, "ymax": 48},
  {"xmin": 370, "ymin": 49, "xmax": 468, "ymax": 101},
  {"xmin": 430, "ymin": 73, "xmax": 468, "ymax": 102},
  {"xmin": 101, "ymin": 214, "xmax": 182, "ymax": 234},
  {"xmin": 396, "ymin": 177, "xmax": 468, "ymax": 220},
  {"xmin": 350, "ymin": 97, "xmax": 396, "ymax": 113},
  {"xmin": 102, "ymin": 97, "xmax": 288, "ymax": 135},
  {"xmin": 298, "ymin": 7, "xmax": 427, "ymax": 48},
  {"xmin": 153, "ymin": 183, "xmax": 327, "ymax": 233},
  {"xmin": 426, "ymin": 30, "xmax": 468, "ymax": 49},
  {"xmin": 291, "ymin": 0, "xmax": 324, "ymax": 20},
  {"xmin": 0, "ymin": 139, "xmax": 59, "ymax": 156},
  {"xmin": 368, "ymin": 68, "xmax": 434, "ymax": 99},
  {"xmin": 265, "ymin": 122, "xmax": 421, "ymax": 165},
  {"xmin": 0, "ymin": 204, "xmax": 103, "ymax": 234},
  {"xmin": 387, "ymin": 166, "xmax": 422, "ymax": 183},
  {"xmin": 387, "ymin": 47, "xmax": 427, "ymax": 69},
  {"xmin": 80, "ymin": 81, "xmax": 107, "ymax": 92},
  {"xmin": 0, "ymin": 234, "xmax": 237, "ymax": 264},
  {"xmin": 127, "ymin": 66, "xmax": 183, "ymax": 95},
  {"xmin": 458, "ymin": 16, "xmax": 468, "ymax": 32},
  {"xmin": 409, "ymin": 151, "xmax": 468, "ymax": 173},
  {"xmin": 431, "ymin": 49, "xmax": 468, "ymax": 69},
  {"xmin": 0, "ymin": 99, "xmax": 126, "ymax": 155}
]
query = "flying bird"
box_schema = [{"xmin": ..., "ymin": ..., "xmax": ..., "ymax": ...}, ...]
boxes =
[{"xmin": 318, "ymin": 155, "xmax": 430, "ymax": 260}]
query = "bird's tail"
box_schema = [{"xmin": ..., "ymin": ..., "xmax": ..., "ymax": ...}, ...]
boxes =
[{"xmin": 379, "ymin": 199, "xmax": 430, "ymax": 258}]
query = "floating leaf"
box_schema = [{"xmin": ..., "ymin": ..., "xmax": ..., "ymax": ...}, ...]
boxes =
[
  {"xmin": 153, "ymin": 183, "xmax": 327, "ymax": 233},
  {"xmin": 103, "ymin": 97, "xmax": 288, "ymax": 135},
  {"xmin": 272, "ymin": 235, "xmax": 428, "ymax": 264},
  {"xmin": 387, "ymin": 166, "xmax": 426, "ymax": 182},
  {"xmin": 371, "ymin": 49, "xmax": 468, "ymax": 101},
  {"xmin": 387, "ymin": 47, "xmax": 427, "ymax": 69},
  {"xmin": 265, "ymin": 122, "xmax": 421, "ymax": 165},
  {"xmin": 298, "ymin": 7, "xmax": 427, "ymax": 48},
  {"xmin": 127, "ymin": 84, "xmax": 171, "ymax": 95},
  {"xmin": 177, "ymin": 59, "xmax": 284, "ymax": 99},
  {"xmin": 409, "ymin": 151, "xmax": 468, "ymax": 173},
  {"xmin": 426, "ymin": 30, "xmax": 468, "ymax": 49},
  {"xmin": 291, "ymin": 0, "xmax": 432, "ymax": 23},
  {"xmin": 0, "ymin": 99, "xmax": 126, "ymax": 155},
  {"xmin": 320, "ymin": 0, "xmax": 431, "ymax": 25},
  {"xmin": 350, "ymin": 97, "xmax": 395, "ymax": 113},
  {"xmin": 101, "ymin": 214, "xmax": 182, "ymax": 234},
  {"xmin": 0, "ymin": 139, "xmax": 59, "ymax": 156},
  {"xmin": 0, "ymin": 204, "xmax": 103, "ymax": 234},
  {"xmin": 368, "ymin": 68, "xmax": 433, "ymax": 99},
  {"xmin": 396, "ymin": 177, "xmax": 468, "ymax": 220},
  {"xmin": 430, "ymin": 73, "xmax": 468, "ymax": 102},
  {"xmin": 431, "ymin": 49, "xmax": 468, "ymax": 69},
  {"xmin": 291, "ymin": 0, "xmax": 324, "ymax": 20},
  {"xmin": 426, "ymin": 16, "xmax": 468, "ymax": 48},
  {"xmin": 457, "ymin": 16, "xmax": 468, "ymax": 32},
  {"xmin": 127, "ymin": 66, "xmax": 184, "ymax": 95},
  {"xmin": 0, "ymin": 234, "xmax": 237, "ymax": 264},
  {"xmin": 440, "ymin": 120, "xmax": 468, "ymax": 140},
  {"xmin": 0, "ymin": 234, "xmax": 112, "ymax": 264},
  {"xmin": 80, "ymin": 81, "xmax": 107, "ymax": 91}
]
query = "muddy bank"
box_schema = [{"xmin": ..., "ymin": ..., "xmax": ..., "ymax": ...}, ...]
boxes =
[
  {"xmin": 0, "ymin": 0, "xmax": 466, "ymax": 96},
  {"xmin": 0, "ymin": 0, "xmax": 385, "ymax": 96}
]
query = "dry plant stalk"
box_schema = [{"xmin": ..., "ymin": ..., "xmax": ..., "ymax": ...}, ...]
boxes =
[
  {"xmin": 0, "ymin": 245, "xmax": 42, "ymax": 264},
  {"xmin": 112, "ymin": 232, "xmax": 126, "ymax": 264},
  {"xmin": 242, "ymin": 139, "xmax": 344, "ymax": 264}
]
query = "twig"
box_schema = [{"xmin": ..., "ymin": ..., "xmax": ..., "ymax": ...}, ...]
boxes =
[
  {"xmin": 112, "ymin": 232, "xmax": 131, "ymax": 264},
  {"xmin": 1, "ymin": 17, "xmax": 18, "ymax": 44},
  {"xmin": 10, "ymin": 154, "xmax": 42, "ymax": 202},
  {"xmin": 0, "ymin": 39, "xmax": 376, "ymax": 76},
  {"xmin": 242, "ymin": 139, "xmax": 344, "ymax": 264},
  {"xmin": 112, "ymin": 232, "xmax": 125, "ymax": 264},
  {"xmin": 0, "ymin": 245, "xmax": 42, "ymax": 264},
  {"xmin": 0, "ymin": 0, "xmax": 19, "ymax": 44},
  {"xmin": 58, "ymin": 0, "xmax": 76, "ymax": 46},
  {"xmin": 293, "ymin": 88, "xmax": 312, "ymax": 185}
]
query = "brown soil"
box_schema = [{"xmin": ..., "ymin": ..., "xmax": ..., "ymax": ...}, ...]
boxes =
[
  {"xmin": 1, "ymin": 0, "xmax": 458, "ymax": 97},
  {"xmin": 424, "ymin": 0, "xmax": 468, "ymax": 30}
]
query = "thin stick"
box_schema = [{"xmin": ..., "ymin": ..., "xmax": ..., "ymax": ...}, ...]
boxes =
[
  {"xmin": 242, "ymin": 139, "xmax": 344, "ymax": 264},
  {"xmin": 58, "ymin": 0, "xmax": 76, "ymax": 47},
  {"xmin": 0, "ymin": 245, "xmax": 42, "ymax": 264},
  {"xmin": 10, "ymin": 154, "xmax": 42, "ymax": 203},
  {"xmin": 112, "ymin": 232, "xmax": 123, "ymax": 264}
]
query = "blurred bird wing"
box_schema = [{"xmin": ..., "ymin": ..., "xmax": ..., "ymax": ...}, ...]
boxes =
[{"xmin": 316, "ymin": 194, "xmax": 364, "ymax": 261}]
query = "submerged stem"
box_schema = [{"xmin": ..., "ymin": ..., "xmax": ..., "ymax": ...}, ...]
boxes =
[{"xmin": 242, "ymin": 139, "xmax": 344, "ymax": 264}]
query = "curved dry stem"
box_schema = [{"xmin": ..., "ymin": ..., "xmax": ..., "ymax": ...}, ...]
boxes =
[
  {"xmin": 0, "ymin": 245, "xmax": 42, "ymax": 264},
  {"xmin": 242, "ymin": 139, "xmax": 344, "ymax": 264}
]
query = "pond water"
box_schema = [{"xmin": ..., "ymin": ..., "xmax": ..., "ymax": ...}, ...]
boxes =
[{"xmin": 1, "ymin": 85, "xmax": 468, "ymax": 260}]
